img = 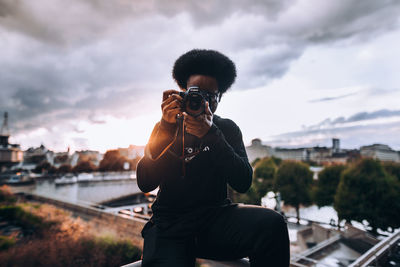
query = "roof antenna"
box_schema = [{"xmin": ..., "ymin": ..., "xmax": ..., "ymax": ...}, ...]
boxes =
[{"xmin": 0, "ymin": 112, "xmax": 10, "ymax": 136}]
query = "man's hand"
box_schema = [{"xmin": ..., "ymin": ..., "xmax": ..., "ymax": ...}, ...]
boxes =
[
  {"xmin": 184, "ymin": 102, "xmax": 213, "ymax": 138},
  {"xmin": 161, "ymin": 90, "xmax": 183, "ymax": 124}
]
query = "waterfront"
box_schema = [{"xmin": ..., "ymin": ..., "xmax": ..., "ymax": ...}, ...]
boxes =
[{"xmin": 10, "ymin": 178, "xmax": 141, "ymax": 204}]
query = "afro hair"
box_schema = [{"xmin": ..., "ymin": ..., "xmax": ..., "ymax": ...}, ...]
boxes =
[{"xmin": 172, "ymin": 49, "xmax": 236, "ymax": 95}]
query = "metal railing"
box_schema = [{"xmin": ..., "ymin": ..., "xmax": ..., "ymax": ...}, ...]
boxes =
[
  {"xmin": 349, "ymin": 230, "xmax": 400, "ymax": 267},
  {"xmin": 290, "ymin": 234, "xmax": 341, "ymax": 263}
]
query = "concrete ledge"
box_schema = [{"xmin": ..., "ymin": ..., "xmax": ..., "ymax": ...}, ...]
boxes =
[{"xmin": 121, "ymin": 259, "xmax": 250, "ymax": 267}]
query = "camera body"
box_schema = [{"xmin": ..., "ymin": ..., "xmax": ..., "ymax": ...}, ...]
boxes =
[{"xmin": 179, "ymin": 86, "xmax": 210, "ymax": 117}]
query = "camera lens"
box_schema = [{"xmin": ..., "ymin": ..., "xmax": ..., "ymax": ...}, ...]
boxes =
[
  {"xmin": 188, "ymin": 93, "xmax": 203, "ymax": 111},
  {"xmin": 182, "ymin": 86, "xmax": 206, "ymax": 117}
]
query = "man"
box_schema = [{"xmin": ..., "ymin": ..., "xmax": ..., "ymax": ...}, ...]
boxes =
[{"xmin": 137, "ymin": 49, "xmax": 289, "ymax": 267}]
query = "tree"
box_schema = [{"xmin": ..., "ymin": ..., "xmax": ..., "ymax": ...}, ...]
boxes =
[
  {"xmin": 383, "ymin": 161, "xmax": 400, "ymax": 181},
  {"xmin": 314, "ymin": 165, "xmax": 346, "ymax": 207},
  {"xmin": 253, "ymin": 157, "xmax": 277, "ymax": 199},
  {"xmin": 228, "ymin": 185, "xmax": 260, "ymax": 205},
  {"xmin": 229, "ymin": 157, "xmax": 277, "ymax": 205},
  {"xmin": 72, "ymin": 160, "xmax": 96, "ymax": 173},
  {"xmin": 128, "ymin": 157, "xmax": 142, "ymax": 171},
  {"xmin": 47, "ymin": 165, "xmax": 57, "ymax": 175},
  {"xmin": 98, "ymin": 150, "xmax": 129, "ymax": 172},
  {"xmin": 57, "ymin": 164, "xmax": 72, "ymax": 174},
  {"xmin": 275, "ymin": 161, "xmax": 313, "ymax": 223},
  {"xmin": 334, "ymin": 158, "xmax": 400, "ymax": 233},
  {"xmin": 33, "ymin": 162, "xmax": 52, "ymax": 174},
  {"xmin": 270, "ymin": 156, "xmax": 282, "ymax": 167},
  {"xmin": 251, "ymin": 158, "xmax": 260, "ymax": 167}
]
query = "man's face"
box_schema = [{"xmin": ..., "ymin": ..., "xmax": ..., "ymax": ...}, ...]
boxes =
[{"xmin": 185, "ymin": 74, "xmax": 219, "ymax": 114}]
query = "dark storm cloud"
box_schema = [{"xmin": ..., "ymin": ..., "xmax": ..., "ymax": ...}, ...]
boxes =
[
  {"xmin": 151, "ymin": 0, "xmax": 292, "ymax": 25},
  {"xmin": 347, "ymin": 109, "xmax": 400, "ymax": 123},
  {"xmin": 235, "ymin": 45, "xmax": 304, "ymax": 88},
  {"xmin": 303, "ymin": 1, "xmax": 400, "ymax": 43},
  {"xmin": 1, "ymin": 0, "xmax": 400, "ymax": 148},
  {"xmin": 2, "ymin": 0, "xmax": 398, "ymax": 45},
  {"xmin": 302, "ymin": 109, "xmax": 400, "ymax": 131},
  {"xmin": 0, "ymin": 0, "xmax": 291, "ymax": 45}
]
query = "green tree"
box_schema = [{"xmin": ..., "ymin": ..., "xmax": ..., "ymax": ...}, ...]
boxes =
[
  {"xmin": 334, "ymin": 158, "xmax": 400, "ymax": 233},
  {"xmin": 251, "ymin": 158, "xmax": 260, "ymax": 167},
  {"xmin": 314, "ymin": 165, "xmax": 346, "ymax": 207},
  {"xmin": 383, "ymin": 161, "xmax": 400, "ymax": 181},
  {"xmin": 228, "ymin": 185, "xmax": 260, "ymax": 205},
  {"xmin": 229, "ymin": 157, "xmax": 277, "ymax": 205},
  {"xmin": 253, "ymin": 157, "xmax": 277, "ymax": 200},
  {"xmin": 270, "ymin": 156, "xmax": 282, "ymax": 167},
  {"xmin": 275, "ymin": 161, "xmax": 313, "ymax": 223}
]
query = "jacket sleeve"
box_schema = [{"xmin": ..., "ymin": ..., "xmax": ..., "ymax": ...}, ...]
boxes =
[
  {"xmin": 136, "ymin": 119, "xmax": 178, "ymax": 193},
  {"xmin": 202, "ymin": 120, "xmax": 253, "ymax": 193}
]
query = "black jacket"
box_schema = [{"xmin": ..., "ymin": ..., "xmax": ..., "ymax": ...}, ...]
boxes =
[{"xmin": 137, "ymin": 115, "xmax": 252, "ymax": 215}]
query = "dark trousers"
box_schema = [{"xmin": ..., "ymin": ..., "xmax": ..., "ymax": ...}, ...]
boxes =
[{"xmin": 141, "ymin": 204, "xmax": 290, "ymax": 267}]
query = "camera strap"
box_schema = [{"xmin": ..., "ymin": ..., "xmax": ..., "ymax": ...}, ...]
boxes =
[
  {"xmin": 148, "ymin": 116, "xmax": 187, "ymax": 179},
  {"xmin": 181, "ymin": 119, "xmax": 186, "ymax": 178},
  {"xmin": 148, "ymin": 123, "xmax": 180, "ymax": 162}
]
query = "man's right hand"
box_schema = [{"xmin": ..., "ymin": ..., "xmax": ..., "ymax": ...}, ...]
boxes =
[{"xmin": 161, "ymin": 90, "xmax": 183, "ymax": 124}]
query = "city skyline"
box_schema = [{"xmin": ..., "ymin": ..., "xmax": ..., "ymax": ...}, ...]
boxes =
[{"xmin": 1, "ymin": 0, "xmax": 400, "ymax": 152}]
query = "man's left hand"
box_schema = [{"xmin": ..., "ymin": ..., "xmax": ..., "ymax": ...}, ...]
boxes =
[{"xmin": 183, "ymin": 102, "xmax": 213, "ymax": 138}]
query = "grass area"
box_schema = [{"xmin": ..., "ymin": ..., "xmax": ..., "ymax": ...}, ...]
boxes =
[
  {"xmin": 0, "ymin": 205, "xmax": 57, "ymax": 237},
  {"xmin": 0, "ymin": 185, "xmax": 16, "ymax": 204},
  {"xmin": 0, "ymin": 186, "xmax": 141, "ymax": 267},
  {"xmin": 0, "ymin": 234, "xmax": 141, "ymax": 267},
  {"xmin": 0, "ymin": 235, "xmax": 15, "ymax": 251}
]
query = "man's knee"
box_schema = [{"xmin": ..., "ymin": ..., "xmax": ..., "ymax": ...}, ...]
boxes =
[{"xmin": 253, "ymin": 208, "xmax": 288, "ymax": 243}]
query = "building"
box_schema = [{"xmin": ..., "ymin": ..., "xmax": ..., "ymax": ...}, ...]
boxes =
[
  {"xmin": 247, "ymin": 138, "xmax": 351, "ymax": 165},
  {"xmin": 245, "ymin": 138, "xmax": 273, "ymax": 164},
  {"xmin": 24, "ymin": 144, "xmax": 54, "ymax": 165},
  {"xmin": 53, "ymin": 148, "xmax": 70, "ymax": 168},
  {"xmin": 360, "ymin": 144, "xmax": 400, "ymax": 162},
  {"xmin": 307, "ymin": 146, "xmax": 332, "ymax": 163},
  {"xmin": 70, "ymin": 150, "xmax": 102, "ymax": 167},
  {"xmin": 117, "ymin": 145, "xmax": 144, "ymax": 160},
  {"xmin": 332, "ymin": 138, "xmax": 340, "ymax": 153},
  {"xmin": 273, "ymin": 147, "xmax": 308, "ymax": 161},
  {"xmin": 0, "ymin": 112, "xmax": 23, "ymax": 171}
]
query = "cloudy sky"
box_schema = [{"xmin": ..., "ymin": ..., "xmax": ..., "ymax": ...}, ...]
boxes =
[{"xmin": 1, "ymin": 0, "xmax": 400, "ymax": 152}]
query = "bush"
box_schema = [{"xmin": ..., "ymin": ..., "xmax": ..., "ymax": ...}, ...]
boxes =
[
  {"xmin": 0, "ymin": 236, "xmax": 16, "ymax": 251},
  {"xmin": 0, "ymin": 186, "xmax": 16, "ymax": 204},
  {"xmin": 82, "ymin": 236, "xmax": 141, "ymax": 266},
  {"xmin": 0, "ymin": 235, "xmax": 141, "ymax": 267}
]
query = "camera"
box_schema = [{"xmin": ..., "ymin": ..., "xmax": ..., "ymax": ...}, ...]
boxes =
[{"xmin": 179, "ymin": 86, "xmax": 213, "ymax": 117}]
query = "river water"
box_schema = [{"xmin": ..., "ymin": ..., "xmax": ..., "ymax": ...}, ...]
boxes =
[{"xmin": 10, "ymin": 179, "xmax": 141, "ymax": 204}]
